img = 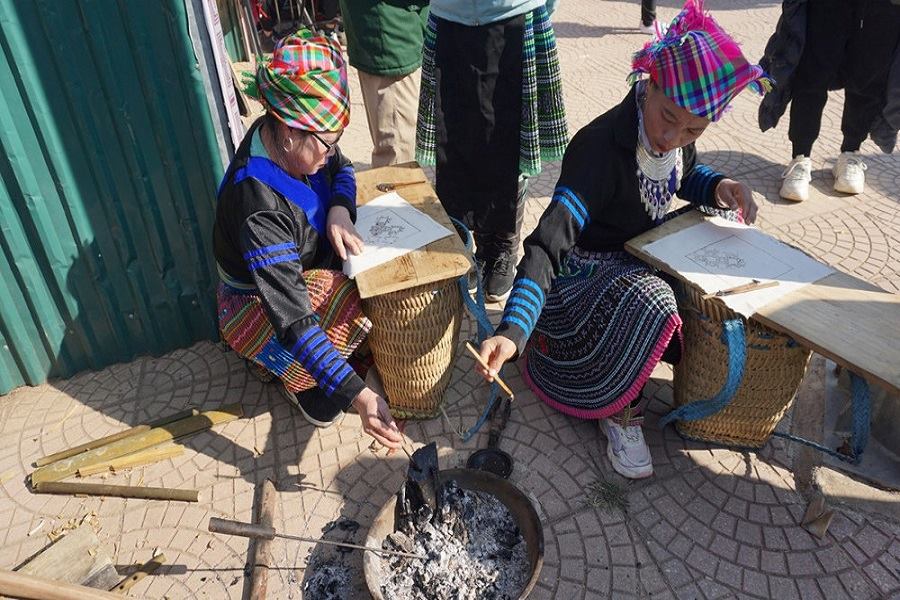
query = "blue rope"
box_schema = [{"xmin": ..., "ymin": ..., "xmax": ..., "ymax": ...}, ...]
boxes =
[
  {"xmin": 772, "ymin": 370, "xmax": 871, "ymax": 464},
  {"xmin": 659, "ymin": 318, "xmax": 746, "ymax": 428},
  {"xmin": 447, "ymin": 217, "xmax": 501, "ymax": 442}
]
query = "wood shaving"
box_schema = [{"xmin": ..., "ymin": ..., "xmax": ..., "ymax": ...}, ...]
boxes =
[{"xmin": 27, "ymin": 520, "xmax": 45, "ymax": 536}]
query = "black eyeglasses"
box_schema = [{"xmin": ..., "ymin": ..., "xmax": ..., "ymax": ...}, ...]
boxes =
[{"xmin": 309, "ymin": 131, "xmax": 341, "ymax": 152}]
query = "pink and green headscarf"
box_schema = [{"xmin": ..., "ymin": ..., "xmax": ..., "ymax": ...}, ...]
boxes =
[
  {"xmin": 628, "ymin": 0, "xmax": 773, "ymax": 122},
  {"xmin": 255, "ymin": 29, "xmax": 349, "ymax": 132}
]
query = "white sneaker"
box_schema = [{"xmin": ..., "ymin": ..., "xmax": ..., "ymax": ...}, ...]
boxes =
[
  {"xmin": 639, "ymin": 20, "xmax": 657, "ymax": 35},
  {"xmin": 832, "ymin": 152, "xmax": 867, "ymax": 195},
  {"xmin": 779, "ymin": 155, "xmax": 812, "ymax": 202},
  {"xmin": 599, "ymin": 418, "xmax": 653, "ymax": 479}
]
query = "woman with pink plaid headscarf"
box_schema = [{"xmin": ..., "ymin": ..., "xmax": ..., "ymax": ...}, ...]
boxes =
[
  {"xmin": 213, "ymin": 30, "xmax": 403, "ymax": 450},
  {"xmin": 476, "ymin": 0, "xmax": 772, "ymax": 479}
]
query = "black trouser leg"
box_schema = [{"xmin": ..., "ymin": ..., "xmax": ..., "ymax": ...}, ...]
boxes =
[
  {"xmin": 788, "ymin": 0, "xmax": 853, "ymax": 157},
  {"xmin": 840, "ymin": 0, "xmax": 900, "ymax": 152},
  {"xmin": 434, "ymin": 15, "xmax": 524, "ymax": 262},
  {"xmin": 641, "ymin": 0, "xmax": 656, "ymax": 26},
  {"xmin": 789, "ymin": 89, "xmax": 829, "ymax": 157}
]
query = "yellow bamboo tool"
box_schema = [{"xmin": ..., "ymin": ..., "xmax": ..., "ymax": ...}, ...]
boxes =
[
  {"xmin": 702, "ymin": 279, "xmax": 779, "ymax": 300},
  {"xmin": 464, "ymin": 341, "xmax": 515, "ymax": 400}
]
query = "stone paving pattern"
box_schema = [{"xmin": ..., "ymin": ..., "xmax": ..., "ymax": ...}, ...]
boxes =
[{"xmin": 1, "ymin": 1, "xmax": 898, "ymax": 598}]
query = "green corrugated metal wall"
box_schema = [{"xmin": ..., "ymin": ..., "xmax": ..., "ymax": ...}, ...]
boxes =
[{"xmin": 0, "ymin": 0, "xmax": 226, "ymax": 394}]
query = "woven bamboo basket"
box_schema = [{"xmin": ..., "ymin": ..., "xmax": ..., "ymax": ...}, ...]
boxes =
[
  {"xmin": 362, "ymin": 278, "xmax": 463, "ymax": 419},
  {"xmin": 672, "ymin": 285, "xmax": 811, "ymax": 448}
]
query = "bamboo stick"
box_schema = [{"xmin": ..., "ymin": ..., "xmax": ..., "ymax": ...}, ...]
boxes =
[
  {"xmin": 464, "ymin": 341, "xmax": 515, "ymax": 400},
  {"xmin": 111, "ymin": 553, "xmax": 166, "ymax": 594},
  {"xmin": 0, "ymin": 569, "xmax": 125, "ymax": 600},
  {"xmin": 35, "ymin": 408, "xmax": 199, "ymax": 467},
  {"xmin": 76, "ymin": 444, "xmax": 184, "ymax": 478},
  {"xmin": 31, "ymin": 404, "xmax": 242, "ymax": 485},
  {"xmin": 33, "ymin": 482, "xmax": 199, "ymax": 503}
]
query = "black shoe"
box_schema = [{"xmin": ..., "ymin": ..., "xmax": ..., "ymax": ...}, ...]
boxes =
[
  {"xmin": 281, "ymin": 384, "xmax": 344, "ymax": 428},
  {"xmin": 484, "ymin": 248, "xmax": 515, "ymax": 302}
]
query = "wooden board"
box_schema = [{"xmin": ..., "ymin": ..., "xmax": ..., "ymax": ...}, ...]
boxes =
[
  {"xmin": 626, "ymin": 211, "xmax": 900, "ymax": 395},
  {"xmin": 353, "ymin": 163, "xmax": 471, "ymax": 299},
  {"xmin": 18, "ymin": 525, "xmax": 119, "ymax": 591}
]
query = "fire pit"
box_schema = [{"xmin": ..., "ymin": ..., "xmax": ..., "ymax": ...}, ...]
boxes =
[{"xmin": 363, "ymin": 468, "xmax": 544, "ymax": 600}]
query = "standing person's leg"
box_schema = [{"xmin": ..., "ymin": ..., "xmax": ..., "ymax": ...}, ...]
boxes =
[
  {"xmin": 640, "ymin": 0, "xmax": 657, "ymax": 32},
  {"xmin": 833, "ymin": 0, "xmax": 900, "ymax": 193},
  {"xmin": 780, "ymin": 0, "xmax": 852, "ymax": 201},
  {"xmin": 433, "ymin": 16, "xmax": 523, "ymax": 301},
  {"xmin": 475, "ymin": 17, "xmax": 525, "ymax": 301},
  {"xmin": 358, "ymin": 69, "xmax": 422, "ymax": 167}
]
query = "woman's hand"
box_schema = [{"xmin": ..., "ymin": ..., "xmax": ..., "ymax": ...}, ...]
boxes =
[
  {"xmin": 326, "ymin": 205, "xmax": 363, "ymax": 260},
  {"xmin": 715, "ymin": 179, "xmax": 758, "ymax": 224},
  {"xmin": 476, "ymin": 336, "xmax": 518, "ymax": 382},
  {"xmin": 352, "ymin": 387, "xmax": 402, "ymax": 449}
]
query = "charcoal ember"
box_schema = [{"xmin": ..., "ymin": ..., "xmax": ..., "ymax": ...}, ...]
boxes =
[
  {"xmin": 385, "ymin": 530, "xmax": 414, "ymax": 554},
  {"xmin": 380, "ymin": 482, "xmax": 529, "ymax": 600},
  {"xmin": 303, "ymin": 560, "xmax": 350, "ymax": 600}
]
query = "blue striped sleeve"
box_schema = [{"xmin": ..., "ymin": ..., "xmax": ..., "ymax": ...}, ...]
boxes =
[
  {"xmin": 290, "ymin": 325, "xmax": 357, "ymax": 398},
  {"xmin": 552, "ymin": 186, "xmax": 589, "ymax": 229},
  {"xmin": 244, "ymin": 241, "xmax": 300, "ymax": 272},
  {"xmin": 500, "ymin": 278, "xmax": 546, "ymax": 339},
  {"xmin": 679, "ymin": 164, "xmax": 724, "ymax": 207}
]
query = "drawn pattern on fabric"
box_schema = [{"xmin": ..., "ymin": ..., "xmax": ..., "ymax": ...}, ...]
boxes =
[
  {"xmin": 687, "ymin": 247, "xmax": 746, "ymax": 271},
  {"xmin": 366, "ymin": 211, "xmax": 417, "ymax": 246},
  {"xmin": 685, "ymin": 234, "xmax": 793, "ymax": 280}
]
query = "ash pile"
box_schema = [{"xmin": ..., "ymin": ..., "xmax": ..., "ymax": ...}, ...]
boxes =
[{"xmin": 379, "ymin": 444, "xmax": 529, "ymax": 600}]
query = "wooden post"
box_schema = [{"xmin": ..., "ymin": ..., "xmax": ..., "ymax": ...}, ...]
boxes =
[
  {"xmin": 31, "ymin": 404, "xmax": 242, "ymax": 484},
  {"xmin": 250, "ymin": 479, "xmax": 277, "ymax": 600}
]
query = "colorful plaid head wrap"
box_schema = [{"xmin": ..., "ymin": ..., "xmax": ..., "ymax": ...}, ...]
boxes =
[
  {"xmin": 627, "ymin": 0, "xmax": 772, "ymax": 122},
  {"xmin": 255, "ymin": 29, "xmax": 349, "ymax": 132}
]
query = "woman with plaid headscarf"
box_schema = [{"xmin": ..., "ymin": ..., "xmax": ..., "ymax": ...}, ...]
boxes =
[
  {"xmin": 213, "ymin": 30, "xmax": 402, "ymax": 450},
  {"xmin": 476, "ymin": 0, "xmax": 771, "ymax": 479}
]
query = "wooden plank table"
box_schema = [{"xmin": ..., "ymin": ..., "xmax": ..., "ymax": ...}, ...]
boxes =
[
  {"xmin": 625, "ymin": 210, "xmax": 900, "ymax": 396},
  {"xmin": 353, "ymin": 163, "xmax": 471, "ymax": 299}
]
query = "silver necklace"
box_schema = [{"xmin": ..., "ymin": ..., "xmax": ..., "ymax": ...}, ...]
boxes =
[{"xmin": 635, "ymin": 83, "xmax": 682, "ymax": 221}]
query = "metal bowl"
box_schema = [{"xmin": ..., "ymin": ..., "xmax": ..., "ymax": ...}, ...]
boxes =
[{"xmin": 363, "ymin": 468, "xmax": 544, "ymax": 599}]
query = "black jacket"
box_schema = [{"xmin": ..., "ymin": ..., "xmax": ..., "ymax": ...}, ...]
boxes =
[
  {"xmin": 495, "ymin": 86, "xmax": 725, "ymax": 353},
  {"xmin": 213, "ymin": 119, "xmax": 365, "ymax": 408}
]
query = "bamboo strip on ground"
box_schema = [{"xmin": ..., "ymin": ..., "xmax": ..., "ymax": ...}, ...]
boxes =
[
  {"xmin": 31, "ymin": 404, "xmax": 242, "ymax": 485},
  {"xmin": 250, "ymin": 479, "xmax": 277, "ymax": 600},
  {"xmin": 35, "ymin": 408, "xmax": 199, "ymax": 467},
  {"xmin": 111, "ymin": 553, "xmax": 166, "ymax": 594},
  {"xmin": 18, "ymin": 524, "xmax": 119, "ymax": 591},
  {"xmin": 0, "ymin": 569, "xmax": 125, "ymax": 600},
  {"xmin": 33, "ymin": 482, "xmax": 199, "ymax": 502},
  {"xmin": 76, "ymin": 444, "xmax": 184, "ymax": 478}
]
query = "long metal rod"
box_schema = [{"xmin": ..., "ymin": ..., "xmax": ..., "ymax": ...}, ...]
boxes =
[
  {"xmin": 208, "ymin": 517, "xmax": 425, "ymax": 560},
  {"xmin": 275, "ymin": 531, "xmax": 425, "ymax": 560}
]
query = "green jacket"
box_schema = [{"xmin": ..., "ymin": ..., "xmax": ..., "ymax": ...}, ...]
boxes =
[{"xmin": 338, "ymin": 0, "xmax": 428, "ymax": 77}]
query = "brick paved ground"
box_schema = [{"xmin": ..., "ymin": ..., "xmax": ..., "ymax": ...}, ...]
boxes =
[{"xmin": 1, "ymin": 1, "xmax": 898, "ymax": 598}]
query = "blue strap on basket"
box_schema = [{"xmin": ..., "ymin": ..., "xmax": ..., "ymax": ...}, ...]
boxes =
[
  {"xmin": 448, "ymin": 217, "xmax": 501, "ymax": 442},
  {"xmin": 658, "ymin": 309, "xmax": 872, "ymax": 464},
  {"xmin": 659, "ymin": 318, "xmax": 746, "ymax": 428},
  {"xmin": 772, "ymin": 371, "xmax": 871, "ymax": 464}
]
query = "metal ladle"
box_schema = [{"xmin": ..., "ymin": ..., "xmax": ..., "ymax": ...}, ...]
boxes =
[
  {"xmin": 466, "ymin": 396, "xmax": 513, "ymax": 479},
  {"xmin": 376, "ymin": 180, "xmax": 427, "ymax": 192}
]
